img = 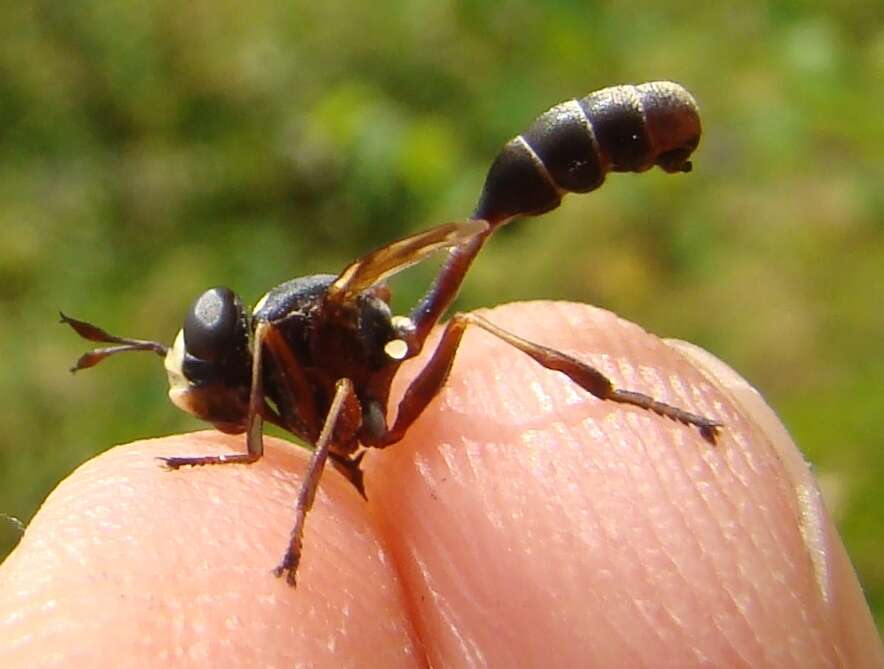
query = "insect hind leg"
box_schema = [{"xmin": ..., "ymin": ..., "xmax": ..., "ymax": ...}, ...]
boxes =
[{"xmin": 464, "ymin": 312, "xmax": 721, "ymax": 443}]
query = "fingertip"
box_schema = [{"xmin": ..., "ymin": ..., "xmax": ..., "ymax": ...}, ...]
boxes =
[
  {"xmin": 366, "ymin": 301, "xmax": 879, "ymax": 667},
  {"xmin": 667, "ymin": 338, "xmax": 884, "ymax": 667},
  {"xmin": 367, "ymin": 301, "xmax": 733, "ymax": 666},
  {"xmin": 0, "ymin": 432, "xmax": 422, "ymax": 667}
]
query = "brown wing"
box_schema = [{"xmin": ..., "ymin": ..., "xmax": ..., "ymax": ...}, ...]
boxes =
[{"xmin": 327, "ymin": 219, "xmax": 489, "ymax": 302}]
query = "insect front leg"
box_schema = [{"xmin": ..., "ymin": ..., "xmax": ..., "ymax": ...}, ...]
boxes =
[
  {"xmin": 159, "ymin": 321, "xmax": 272, "ymax": 469},
  {"xmin": 272, "ymin": 378, "xmax": 356, "ymax": 586}
]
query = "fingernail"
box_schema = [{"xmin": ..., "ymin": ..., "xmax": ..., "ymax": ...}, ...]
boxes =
[{"xmin": 665, "ymin": 339, "xmax": 836, "ymax": 608}]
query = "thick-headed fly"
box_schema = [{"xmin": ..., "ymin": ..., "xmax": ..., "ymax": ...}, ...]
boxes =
[{"xmin": 64, "ymin": 81, "xmax": 721, "ymax": 586}]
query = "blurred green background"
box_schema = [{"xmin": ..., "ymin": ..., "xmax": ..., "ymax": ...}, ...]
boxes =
[{"xmin": 1, "ymin": 1, "xmax": 882, "ymax": 630}]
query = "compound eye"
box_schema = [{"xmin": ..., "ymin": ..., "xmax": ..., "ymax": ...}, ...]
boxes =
[{"xmin": 183, "ymin": 287, "xmax": 246, "ymax": 362}]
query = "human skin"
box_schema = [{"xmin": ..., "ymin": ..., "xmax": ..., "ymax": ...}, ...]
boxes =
[{"xmin": 1, "ymin": 302, "xmax": 881, "ymax": 668}]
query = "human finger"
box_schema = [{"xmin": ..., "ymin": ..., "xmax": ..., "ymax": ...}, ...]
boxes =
[
  {"xmin": 365, "ymin": 301, "xmax": 882, "ymax": 668},
  {"xmin": 0, "ymin": 432, "xmax": 423, "ymax": 668}
]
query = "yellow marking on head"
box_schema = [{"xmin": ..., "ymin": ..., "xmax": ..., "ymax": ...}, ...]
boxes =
[{"xmin": 164, "ymin": 330, "xmax": 196, "ymax": 415}]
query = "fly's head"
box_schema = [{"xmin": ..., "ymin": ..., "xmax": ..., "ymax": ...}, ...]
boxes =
[{"xmin": 164, "ymin": 287, "xmax": 253, "ymax": 433}]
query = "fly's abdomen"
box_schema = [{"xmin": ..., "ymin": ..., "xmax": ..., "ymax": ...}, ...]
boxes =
[{"xmin": 475, "ymin": 81, "xmax": 701, "ymax": 224}]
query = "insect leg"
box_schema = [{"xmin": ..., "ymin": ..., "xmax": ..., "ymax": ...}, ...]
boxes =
[
  {"xmin": 272, "ymin": 377, "xmax": 355, "ymax": 586},
  {"xmin": 374, "ymin": 313, "xmax": 471, "ymax": 446},
  {"xmin": 159, "ymin": 322, "xmax": 272, "ymax": 468},
  {"xmin": 408, "ymin": 233, "xmax": 489, "ymax": 343},
  {"xmin": 378, "ymin": 312, "xmax": 720, "ymax": 446},
  {"xmin": 409, "ymin": 199, "xmax": 519, "ymax": 343},
  {"xmin": 464, "ymin": 313, "xmax": 721, "ymax": 442}
]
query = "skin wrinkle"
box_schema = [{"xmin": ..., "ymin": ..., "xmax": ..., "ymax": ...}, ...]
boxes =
[
  {"xmin": 544, "ymin": 422, "xmax": 616, "ymax": 659},
  {"xmin": 404, "ymin": 507, "xmax": 485, "ymax": 667},
  {"xmin": 620, "ymin": 423, "xmax": 743, "ymax": 667},
  {"xmin": 475, "ymin": 356, "xmax": 510, "ymax": 422},
  {"xmin": 638, "ymin": 364, "xmax": 667, "ymax": 403},
  {"xmin": 587, "ymin": 417, "xmax": 679, "ymax": 666},
  {"xmin": 409, "ymin": 450, "xmax": 433, "ymax": 488},
  {"xmin": 319, "ymin": 531, "xmax": 365, "ymax": 589},
  {"xmin": 729, "ymin": 430, "xmax": 764, "ymax": 487},
  {"xmin": 529, "ymin": 376, "xmax": 556, "ymax": 412},
  {"xmin": 462, "ymin": 442, "xmax": 502, "ymax": 534},
  {"xmin": 668, "ymin": 372, "xmax": 688, "ymax": 409},
  {"xmin": 514, "ymin": 460, "xmax": 588, "ymax": 658},
  {"xmin": 650, "ymin": 411, "xmax": 769, "ymax": 663},
  {"xmin": 724, "ymin": 459, "xmax": 803, "ymax": 664},
  {"xmin": 532, "ymin": 306, "xmax": 816, "ymax": 664},
  {"xmin": 386, "ymin": 539, "xmax": 434, "ymax": 667},
  {"xmin": 490, "ymin": 562, "xmax": 539, "ymax": 663},
  {"xmin": 673, "ymin": 340, "xmax": 843, "ymax": 648},
  {"xmin": 618, "ymin": 328, "xmax": 715, "ymax": 451},
  {"xmin": 637, "ymin": 422, "xmax": 739, "ymax": 655},
  {"xmin": 487, "ymin": 355, "xmax": 529, "ymax": 425},
  {"xmin": 706, "ymin": 431, "xmax": 776, "ymax": 558},
  {"xmin": 176, "ymin": 440, "xmax": 409, "ymax": 663},
  {"xmin": 496, "ymin": 330, "xmax": 573, "ymax": 424},
  {"xmin": 435, "ymin": 395, "xmax": 656, "ymax": 667},
  {"xmin": 740, "ymin": 464, "xmax": 813, "ymax": 658},
  {"xmin": 736, "ymin": 440, "xmax": 825, "ymax": 653},
  {"xmin": 630, "ymin": 424, "xmax": 757, "ymax": 667},
  {"xmin": 766, "ymin": 464, "xmax": 831, "ymax": 657}
]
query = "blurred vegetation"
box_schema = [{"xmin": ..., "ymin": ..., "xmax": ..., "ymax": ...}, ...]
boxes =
[{"xmin": 1, "ymin": 0, "xmax": 882, "ymax": 630}]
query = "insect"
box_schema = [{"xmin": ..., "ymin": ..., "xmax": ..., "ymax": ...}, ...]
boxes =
[{"xmin": 63, "ymin": 81, "xmax": 720, "ymax": 586}]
